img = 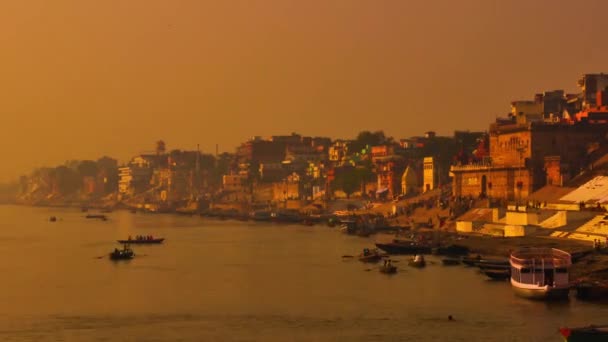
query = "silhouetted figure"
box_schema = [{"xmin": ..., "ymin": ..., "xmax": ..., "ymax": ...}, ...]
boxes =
[{"xmin": 448, "ymin": 315, "xmax": 454, "ymax": 321}]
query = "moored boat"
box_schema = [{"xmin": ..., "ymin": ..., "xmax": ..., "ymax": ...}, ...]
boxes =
[
  {"xmin": 109, "ymin": 245, "xmax": 135, "ymax": 260},
  {"xmin": 476, "ymin": 258, "xmax": 510, "ymax": 269},
  {"xmin": 559, "ymin": 325, "xmax": 608, "ymax": 341},
  {"xmin": 442, "ymin": 258, "xmax": 461, "ymax": 266},
  {"xmin": 483, "ymin": 268, "xmax": 511, "ymax": 281},
  {"xmin": 509, "ymin": 248, "xmax": 572, "ymax": 300},
  {"xmin": 461, "ymin": 255, "xmax": 482, "ymax": 266},
  {"xmin": 575, "ymin": 281, "xmax": 608, "ymax": 300}
]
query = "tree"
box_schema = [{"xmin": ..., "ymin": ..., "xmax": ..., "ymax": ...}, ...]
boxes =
[
  {"xmin": 331, "ymin": 165, "xmax": 374, "ymax": 199},
  {"xmin": 349, "ymin": 130, "xmax": 392, "ymax": 155}
]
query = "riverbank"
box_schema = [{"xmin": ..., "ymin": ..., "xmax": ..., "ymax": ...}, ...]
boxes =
[{"xmin": 408, "ymin": 230, "xmax": 608, "ymax": 282}]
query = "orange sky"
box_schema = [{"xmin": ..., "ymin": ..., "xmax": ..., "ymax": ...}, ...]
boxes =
[{"xmin": 1, "ymin": 0, "xmax": 607, "ymax": 182}]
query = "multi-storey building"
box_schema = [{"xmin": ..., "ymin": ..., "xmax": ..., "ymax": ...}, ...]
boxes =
[{"xmin": 451, "ymin": 74, "xmax": 608, "ymax": 200}]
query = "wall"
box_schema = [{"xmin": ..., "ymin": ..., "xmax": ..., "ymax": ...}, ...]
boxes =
[
  {"xmin": 504, "ymin": 225, "xmax": 536, "ymax": 237},
  {"xmin": 489, "ymin": 129, "xmax": 531, "ymax": 167},
  {"xmin": 456, "ymin": 221, "xmax": 473, "ymax": 233},
  {"xmin": 451, "ymin": 167, "xmax": 531, "ymax": 200},
  {"xmin": 506, "ymin": 211, "xmax": 539, "ymax": 225}
]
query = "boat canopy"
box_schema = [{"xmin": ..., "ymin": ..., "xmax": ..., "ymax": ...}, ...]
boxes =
[{"xmin": 510, "ymin": 247, "xmax": 571, "ymax": 269}]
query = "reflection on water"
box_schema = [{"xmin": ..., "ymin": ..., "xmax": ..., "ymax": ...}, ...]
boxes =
[{"xmin": 0, "ymin": 205, "xmax": 605, "ymax": 341}]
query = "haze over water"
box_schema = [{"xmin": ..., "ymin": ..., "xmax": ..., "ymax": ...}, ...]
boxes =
[{"xmin": 0, "ymin": 205, "xmax": 603, "ymax": 341}]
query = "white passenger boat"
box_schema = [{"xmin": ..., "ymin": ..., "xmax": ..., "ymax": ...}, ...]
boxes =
[{"xmin": 509, "ymin": 248, "xmax": 572, "ymax": 300}]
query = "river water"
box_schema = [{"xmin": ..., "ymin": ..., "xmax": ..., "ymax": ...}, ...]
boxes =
[{"xmin": 0, "ymin": 205, "xmax": 604, "ymax": 341}]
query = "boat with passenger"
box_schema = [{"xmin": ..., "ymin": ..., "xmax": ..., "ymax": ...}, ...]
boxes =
[
  {"xmin": 117, "ymin": 235, "xmax": 165, "ymax": 244},
  {"xmin": 358, "ymin": 248, "xmax": 383, "ymax": 263},
  {"xmin": 379, "ymin": 260, "xmax": 397, "ymax": 274},
  {"xmin": 109, "ymin": 244, "xmax": 135, "ymax": 260},
  {"xmin": 408, "ymin": 254, "xmax": 426, "ymax": 268},
  {"xmin": 509, "ymin": 247, "xmax": 572, "ymax": 300}
]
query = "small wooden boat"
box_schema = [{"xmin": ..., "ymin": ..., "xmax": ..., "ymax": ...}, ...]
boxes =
[
  {"xmin": 379, "ymin": 263, "xmax": 397, "ymax": 274},
  {"xmin": 358, "ymin": 248, "xmax": 383, "ymax": 263},
  {"xmin": 483, "ymin": 269, "xmax": 511, "ymax": 280},
  {"xmin": 117, "ymin": 238, "xmax": 165, "ymax": 244},
  {"xmin": 559, "ymin": 325, "xmax": 608, "ymax": 341},
  {"xmin": 109, "ymin": 245, "xmax": 134, "ymax": 260},
  {"xmin": 442, "ymin": 258, "xmax": 461, "ymax": 266},
  {"xmin": 86, "ymin": 214, "xmax": 107, "ymax": 221},
  {"xmin": 49, "ymin": 216, "xmax": 57, "ymax": 222},
  {"xmin": 408, "ymin": 255, "xmax": 426, "ymax": 268}
]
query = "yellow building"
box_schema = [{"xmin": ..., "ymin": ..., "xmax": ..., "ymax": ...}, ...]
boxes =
[
  {"xmin": 401, "ymin": 166, "xmax": 418, "ymax": 196},
  {"xmin": 423, "ymin": 157, "xmax": 436, "ymax": 192}
]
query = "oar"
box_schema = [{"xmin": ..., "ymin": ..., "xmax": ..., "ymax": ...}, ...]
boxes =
[{"xmin": 94, "ymin": 255, "xmax": 106, "ymax": 259}]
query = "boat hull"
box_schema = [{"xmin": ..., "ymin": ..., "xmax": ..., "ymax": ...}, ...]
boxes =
[
  {"xmin": 408, "ymin": 260, "xmax": 426, "ymax": 268},
  {"xmin": 379, "ymin": 265, "xmax": 397, "ymax": 274},
  {"xmin": 510, "ymin": 279, "xmax": 569, "ymax": 300},
  {"xmin": 109, "ymin": 253, "xmax": 134, "ymax": 260},
  {"xmin": 442, "ymin": 259, "xmax": 460, "ymax": 266},
  {"xmin": 483, "ymin": 269, "xmax": 510, "ymax": 281},
  {"xmin": 575, "ymin": 283, "xmax": 608, "ymax": 300}
]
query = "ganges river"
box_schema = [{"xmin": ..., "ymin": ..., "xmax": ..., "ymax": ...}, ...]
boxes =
[{"xmin": 0, "ymin": 205, "xmax": 605, "ymax": 341}]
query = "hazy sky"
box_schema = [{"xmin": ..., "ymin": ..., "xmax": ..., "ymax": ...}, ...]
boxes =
[{"xmin": 1, "ymin": 0, "xmax": 607, "ymax": 181}]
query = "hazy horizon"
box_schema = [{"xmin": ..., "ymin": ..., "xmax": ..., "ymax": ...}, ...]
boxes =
[{"xmin": 2, "ymin": 0, "xmax": 608, "ymax": 182}]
